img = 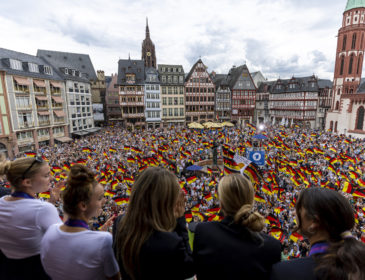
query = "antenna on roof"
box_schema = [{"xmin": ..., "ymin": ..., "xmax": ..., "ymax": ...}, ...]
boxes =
[{"xmin": 128, "ymin": 53, "xmax": 131, "ymax": 60}]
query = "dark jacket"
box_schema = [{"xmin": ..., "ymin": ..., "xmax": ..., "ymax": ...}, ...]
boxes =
[
  {"xmin": 193, "ymin": 216, "xmax": 281, "ymax": 280},
  {"xmin": 113, "ymin": 216, "xmax": 194, "ymax": 280},
  {"xmin": 270, "ymin": 256, "xmax": 317, "ymax": 280}
]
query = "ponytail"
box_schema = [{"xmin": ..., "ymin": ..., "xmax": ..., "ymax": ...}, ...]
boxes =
[{"xmin": 234, "ymin": 204, "xmax": 265, "ymax": 232}]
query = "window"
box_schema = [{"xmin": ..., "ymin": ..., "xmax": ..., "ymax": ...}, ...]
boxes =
[
  {"xmin": 174, "ymin": 108, "xmax": 178, "ymax": 116},
  {"xmin": 168, "ymin": 108, "xmax": 172, "ymax": 116},
  {"xmin": 16, "ymin": 97, "xmax": 31, "ymax": 109},
  {"xmin": 10, "ymin": 59, "xmax": 22, "ymax": 70},
  {"xmin": 18, "ymin": 112, "xmax": 33, "ymax": 127},
  {"xmin": 342, "ymin": 35, "xmax": 347, "ymax": 51},
  {"xmin": 349, "ymin": 54, "xmax": 354, "ymax": 74},
  {"xmin": 180, "ymin": 97, "xmax": 184, "ymax": 105},
  {"xmin": 340, "ymin": 56, "xmax": 345, "ymax": 75},
  {"xmin": 351, "ymin": 33, "xmax": 357, "ymax": 49},
  {"xmin": 168, "ymin": 97, "xmax": 172, "ymax": 105},
  {"xmin": 163, "ymin": 108, "xmax": 167, "ymax": 117},
  {"xmin": 356, "ymin": 106, "xmax": 364, "ymax": 130},
  {"xmin": 180, "ymin": 108, "xmax": 184, "ymax": 116},
  {"xmin": 17, "ymin": 131, "xmax": 33, "ymax": 140},
  {"xmin": 28, "ymin": 63, "xmax": 39, "ymax": 73},
  {"xmin": 162, "ymin": 97, "xmax": 167, "ymax": 105},
  {"xmin": 357, "ymin": 55, "xmax": 362, "ymax": 74}
]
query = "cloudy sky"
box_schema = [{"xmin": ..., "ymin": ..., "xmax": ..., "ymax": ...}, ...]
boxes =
[{"xmin": 0, "ymin": 0, "xmax": 350, "ymax": 80}]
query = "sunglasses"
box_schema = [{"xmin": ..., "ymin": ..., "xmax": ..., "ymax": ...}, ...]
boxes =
[{"xmin": 22, "ymin": 156, "xmax": 44, "ymax": 180}]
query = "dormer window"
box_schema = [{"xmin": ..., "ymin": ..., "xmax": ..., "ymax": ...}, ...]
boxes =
[
  {"xmin": 28, "ymin": 63, "xmax": 39, "ymax": 73},
  {"xmin": 10, "ymin": 59, "xmax": 23, "ymax": 70},
  {"xmin": 44, "ymin": 66, "xmax": 52, "ymax": 75},
  {"xmin": 65, "ymin": 68, "xmax": 69, "ymax": 75},
  {"xmin": 276, "ymin": 85, "xmax": 281, "ymax": 90},
  {"xmin": 79, "ymin": 72, "xmax": 82, "ymax": 77},
  {"xmin": 126, "ymin": 74, "xmax": 135, "ymax": 84},
  {"xmin": 72, "ymin": 70, "xmax": 76, "ymax": 76}
]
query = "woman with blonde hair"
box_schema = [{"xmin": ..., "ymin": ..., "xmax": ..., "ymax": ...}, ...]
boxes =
[
  {"xmin": 0, "ymin": 156, "xmax": 62, "ymax": 280},
  {"xmin": 193, "ymin": 173, "xmax": 281, "ymax": 280},
  {"xmin": 113, "ymin": 167, "xmax": 194, "ymax": 280},
  {"xmin": 40, "ymin": 164, "xmax": 119, "ymax": 280}
]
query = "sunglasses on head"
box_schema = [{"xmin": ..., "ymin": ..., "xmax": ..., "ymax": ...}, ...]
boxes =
[{"xmin": 22, "ymin": 156, "xmax": 44, "ymax": 180}]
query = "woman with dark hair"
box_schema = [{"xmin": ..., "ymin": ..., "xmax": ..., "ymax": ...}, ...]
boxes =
[
  {"xmin": 271, "ymin": 187, "xmax": 365, "ymax": 280},
  {"xmin": 113, "ymin": 167, "xmax": 194, "ymax": 280},
  {"xmin": 193, "ymin": 173, "xmax": 281, "ymax": 280},
  {"xmin": 40, "ymin": 164, "xmax": 119, "ymax": 280},
  {"xmin": 0, "ymin": 156, "xmax": 62, "ymax": 280}
]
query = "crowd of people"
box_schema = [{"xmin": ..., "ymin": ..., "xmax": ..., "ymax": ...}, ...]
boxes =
[{"xmin": 0, "ymin": 122, "xmax": 364, "ymax": 279}]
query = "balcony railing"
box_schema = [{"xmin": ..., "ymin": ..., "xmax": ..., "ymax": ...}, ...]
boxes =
[
  {"xmin": 123, "ymin": 113, "xmax": 144, "ymax": 118},
  {"xmin": 38, "ymin": 121, "xmax": 50, "ymax": 126},
  {"xmin": 54, "ymin": 118, "xmax": 65, "ymax": 124},
  {"xmin": 37, "ymin": 105, "xmax": 49, "ymax": 110},
  {"xmin": 19, "ymin": 122, "xmax": 34, "ymax": 129}
]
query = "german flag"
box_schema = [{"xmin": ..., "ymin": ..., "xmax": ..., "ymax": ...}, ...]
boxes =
[
  {"xmin": 266, "ymin": 214, "xmax": 280, "ymax": 226},
  {"xmin": 208, "ymin": 214, "xmax": 222, "ymax": 221},
  {"xmin": 289, "ymin": 232, "xmax": 304, "ymax": 243},
  {"xmin": 349, "ymin": 171, "xmax": 360, "ymax": 180},
  {"xmin": 290, "ymin": 176, "xmax": 301, "ymax": 187},
  {"xmin": 127, "ymin": 157, "xmax": 135, "ymax": 163},
  {"xmin": 244, "ymin": 165, "xmax": 261, "ymax": 183},
  {"xmin": 60, "ymin": 173, "xmax": 67, "ymax": 179},
  {"xmin": 328, "ymin": 164, "xmax": 336, "ymax": 173},
  {"xmin": 353, "ymin": 188, "xmax": 365, "ymax": 198},
  {"xmin": 329, "ymin": 147, "xmax": 337, "ymax": 153},
  {"xmin": 109, "ymin": 147, "xmax": 117, "ymax": 153},
  {"xmin": 187, "ymin": 176, "xmax": 197, "ymax": 184},
  {"xmin": 192, "ymin": 211, "xmax": 205, "ymax": 222},
  {"xmin": 118, "ymin": 165, "xmax": 126, "ymax": 173},
  {"xmin": 62, "ymin": 163, "xmax": 70, "ymax": 171},
  {"xmin": 113, "ymin": 197, "xmax": 129, "ymax": 205},
  {"xmin": 209, "ymin": 179, "xmax": 216, "ymax": 186},
  {"xmin": 185, "ymin": 212, "xmax": 193, "ymax": 223},
  {"xmin": 111, "ymin": 180, "xmax": 118, "ymax": 189},
  {"xmin": 357, "ymin": 178, "xmax": 365, "ymax": 188},
  {"xmin": 262, "ymin": 184, "xmax": 272, "ymax": 195},
  {"xmin": 204, "ymin": 194, "xmax": 213, "ymax": 201},
  {"xmin": 39, "ymin": 191, "xmax": 50, "ymax": 198},
  {"xmin": 104, "ymin": 190, "xmax": 116, "ymax": 197},
  {"xmin": 247, "ymin": 123, "xmax": 256, "ymax": 130},
  {"xmin": 124, "ymin": 177, "xmax": 134, "ymax": 184},
  {"xmin": 342, "ymin": 182, "xmax": 354, "ymax": 194},
  {"xmin": 52, "ymin": 166, "xmax": 62, "ymax": 173},
  {"xmin": 123, "ymin": 146, "xmax": 130, "ymax": 151},
  {"xmin": 24, "ymin": 152, "xmax": 36, "ymax": 158},
  {"xmin": 82, "ymin": 147, "xmax": 91, "ymax": 153},
  {"xmin": 274, "ymin": 206, "xmax": 284, "ymax": 214},
  {"xmin": 269, "ymin": 227, "xmax": 285, "ymax": 242},
  {"xmin": 99, "ymin": 177, "xmax": 107, "ymax": 185},
  {"xmin": 207, "ymin": 167, "xmax": 212, "ymax": 175},
  {"xmin": 313, "ymin": 147, "xmax": 324, "ymax": 154},
  {"xmin": 254, "ymin": 193, "xmax": 266, "ymax": 203},
  {"xmin": 41, "ymin": 155, "xmax": 49, "ymax": 162}
]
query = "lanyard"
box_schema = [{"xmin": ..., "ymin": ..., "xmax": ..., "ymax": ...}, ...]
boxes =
[
  {"xmin": 11, "ymin": 191, "xmax": 35, "ymax": 199},
  {"xmin": 309, "ymin": 242, "xmax": 329, "ymax": 256},
  {"xmin": 64, "ymin": 219, "xmax": 89, "ymax": 230}
]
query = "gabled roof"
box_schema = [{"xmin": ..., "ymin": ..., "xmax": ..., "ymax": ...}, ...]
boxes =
[
  {"xmin": 117, "ymin": 59, "xmax": 145, "ymax": 85},
  {"xmin": 257, "ymin": 81, "xmax": 276, "ymax": 93},
  {"xmin": 37, "ymin": 49, "xmax": 97, "ymax": 82},
  {"xmin": 212, "ymin": 74, "xmax": 228, "ymax": 88},
  {"xmin": 317, "ymin": 79, "xmax": 333, "ymax": 89},
  {"xmin": 185, "ymin": 59, "xmax": 204, "ymax": 82},
  {"xmin": 227, "ymin": 65, "xmax": 256, "ymax": 90},
  {"xmin": 0, "ymin": 47, "xmax": 63, "ymax": 80}
]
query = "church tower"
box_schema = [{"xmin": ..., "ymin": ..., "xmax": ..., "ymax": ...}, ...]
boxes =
[
  {"xmin": 331, "ymin": 0, "xmax": 365, "ymax": 111},
  {"xmin": 141, "ymin": 18, "xmax": 157, "ymax": 68}
]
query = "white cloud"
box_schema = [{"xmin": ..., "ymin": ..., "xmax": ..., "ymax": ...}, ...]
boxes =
[{"xmin": 0, "ymin": 0, "xmax": 349, "ymax": 80}]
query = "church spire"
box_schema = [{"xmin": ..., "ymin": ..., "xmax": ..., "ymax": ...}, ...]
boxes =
[{"xmin": 146, "ymin": 17, "xmax": 150, "ymax": 38}]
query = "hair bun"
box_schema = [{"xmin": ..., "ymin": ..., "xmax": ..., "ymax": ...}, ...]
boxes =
[
  {"xmin": 235, "ymin": 204, "xmax": 265, "ymax": 232},
  {"xmin": 67, "ymin": 164, "xmax": 94, "ymax": 186},
  {"xmin": 0, "ymin": 160, "xmax": 12, "ymax": 176}
]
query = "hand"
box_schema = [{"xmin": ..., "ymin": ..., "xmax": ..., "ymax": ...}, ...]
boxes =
[
  {"xmin": 99, "ymin": 215, "xmax": 116, "ymax": 232},
  {"xmin": 174, "ymin": 190, "xmax": 186, "ymax": 218},
  {"xmin": 49, "ymin": 180, "xmax": 64, "ymax": 204}
]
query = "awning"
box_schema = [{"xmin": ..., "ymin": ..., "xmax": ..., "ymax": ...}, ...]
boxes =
[
  {"xmin": 35, "ymin": 96, "xmax": 48, "ymax": 101},
  {"xmin": 52, "ymin": 96, "xmax": 64, "ymax": 103},
  {"xmin": 33, "ymin": 80, "xmax": 46, "ymax": 88},
  {"xmin": 53, "ymin": 110, "xmax": 65, "ymax": 117},
  {"xmin": 13, "ymin": 76, "xmax": 30, "ymax": 86},
  {"xmin": 50, "ymin": 81, "xmax": 62, "ymax": 88},
  {"xmin": 55, "ymin": 136, "xmax": 73, "ymax": 143},
  {"xmin": 86, "ymin": 127, "xmax": 101, "ymax": 132},
  {"xmin": 72, "ymin": 131, "xmax": 89, "ymax": 136},
  {"xmin": 37, "ymin": 111, "xmax": 50, "ymax": 115}
]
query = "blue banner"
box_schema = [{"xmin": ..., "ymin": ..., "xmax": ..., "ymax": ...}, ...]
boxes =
[{"xmin": 248, "ymin": 151, "xmax": 265, "ymax": 166}]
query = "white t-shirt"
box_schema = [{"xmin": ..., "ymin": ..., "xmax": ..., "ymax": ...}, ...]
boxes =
[
  {"xmin": 0, "ymin": 196, "xmax": 61, "ymax": 259},
  {"xmin": 41, "ymin": 224, "xmax": 119, "ymax": 280}
]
